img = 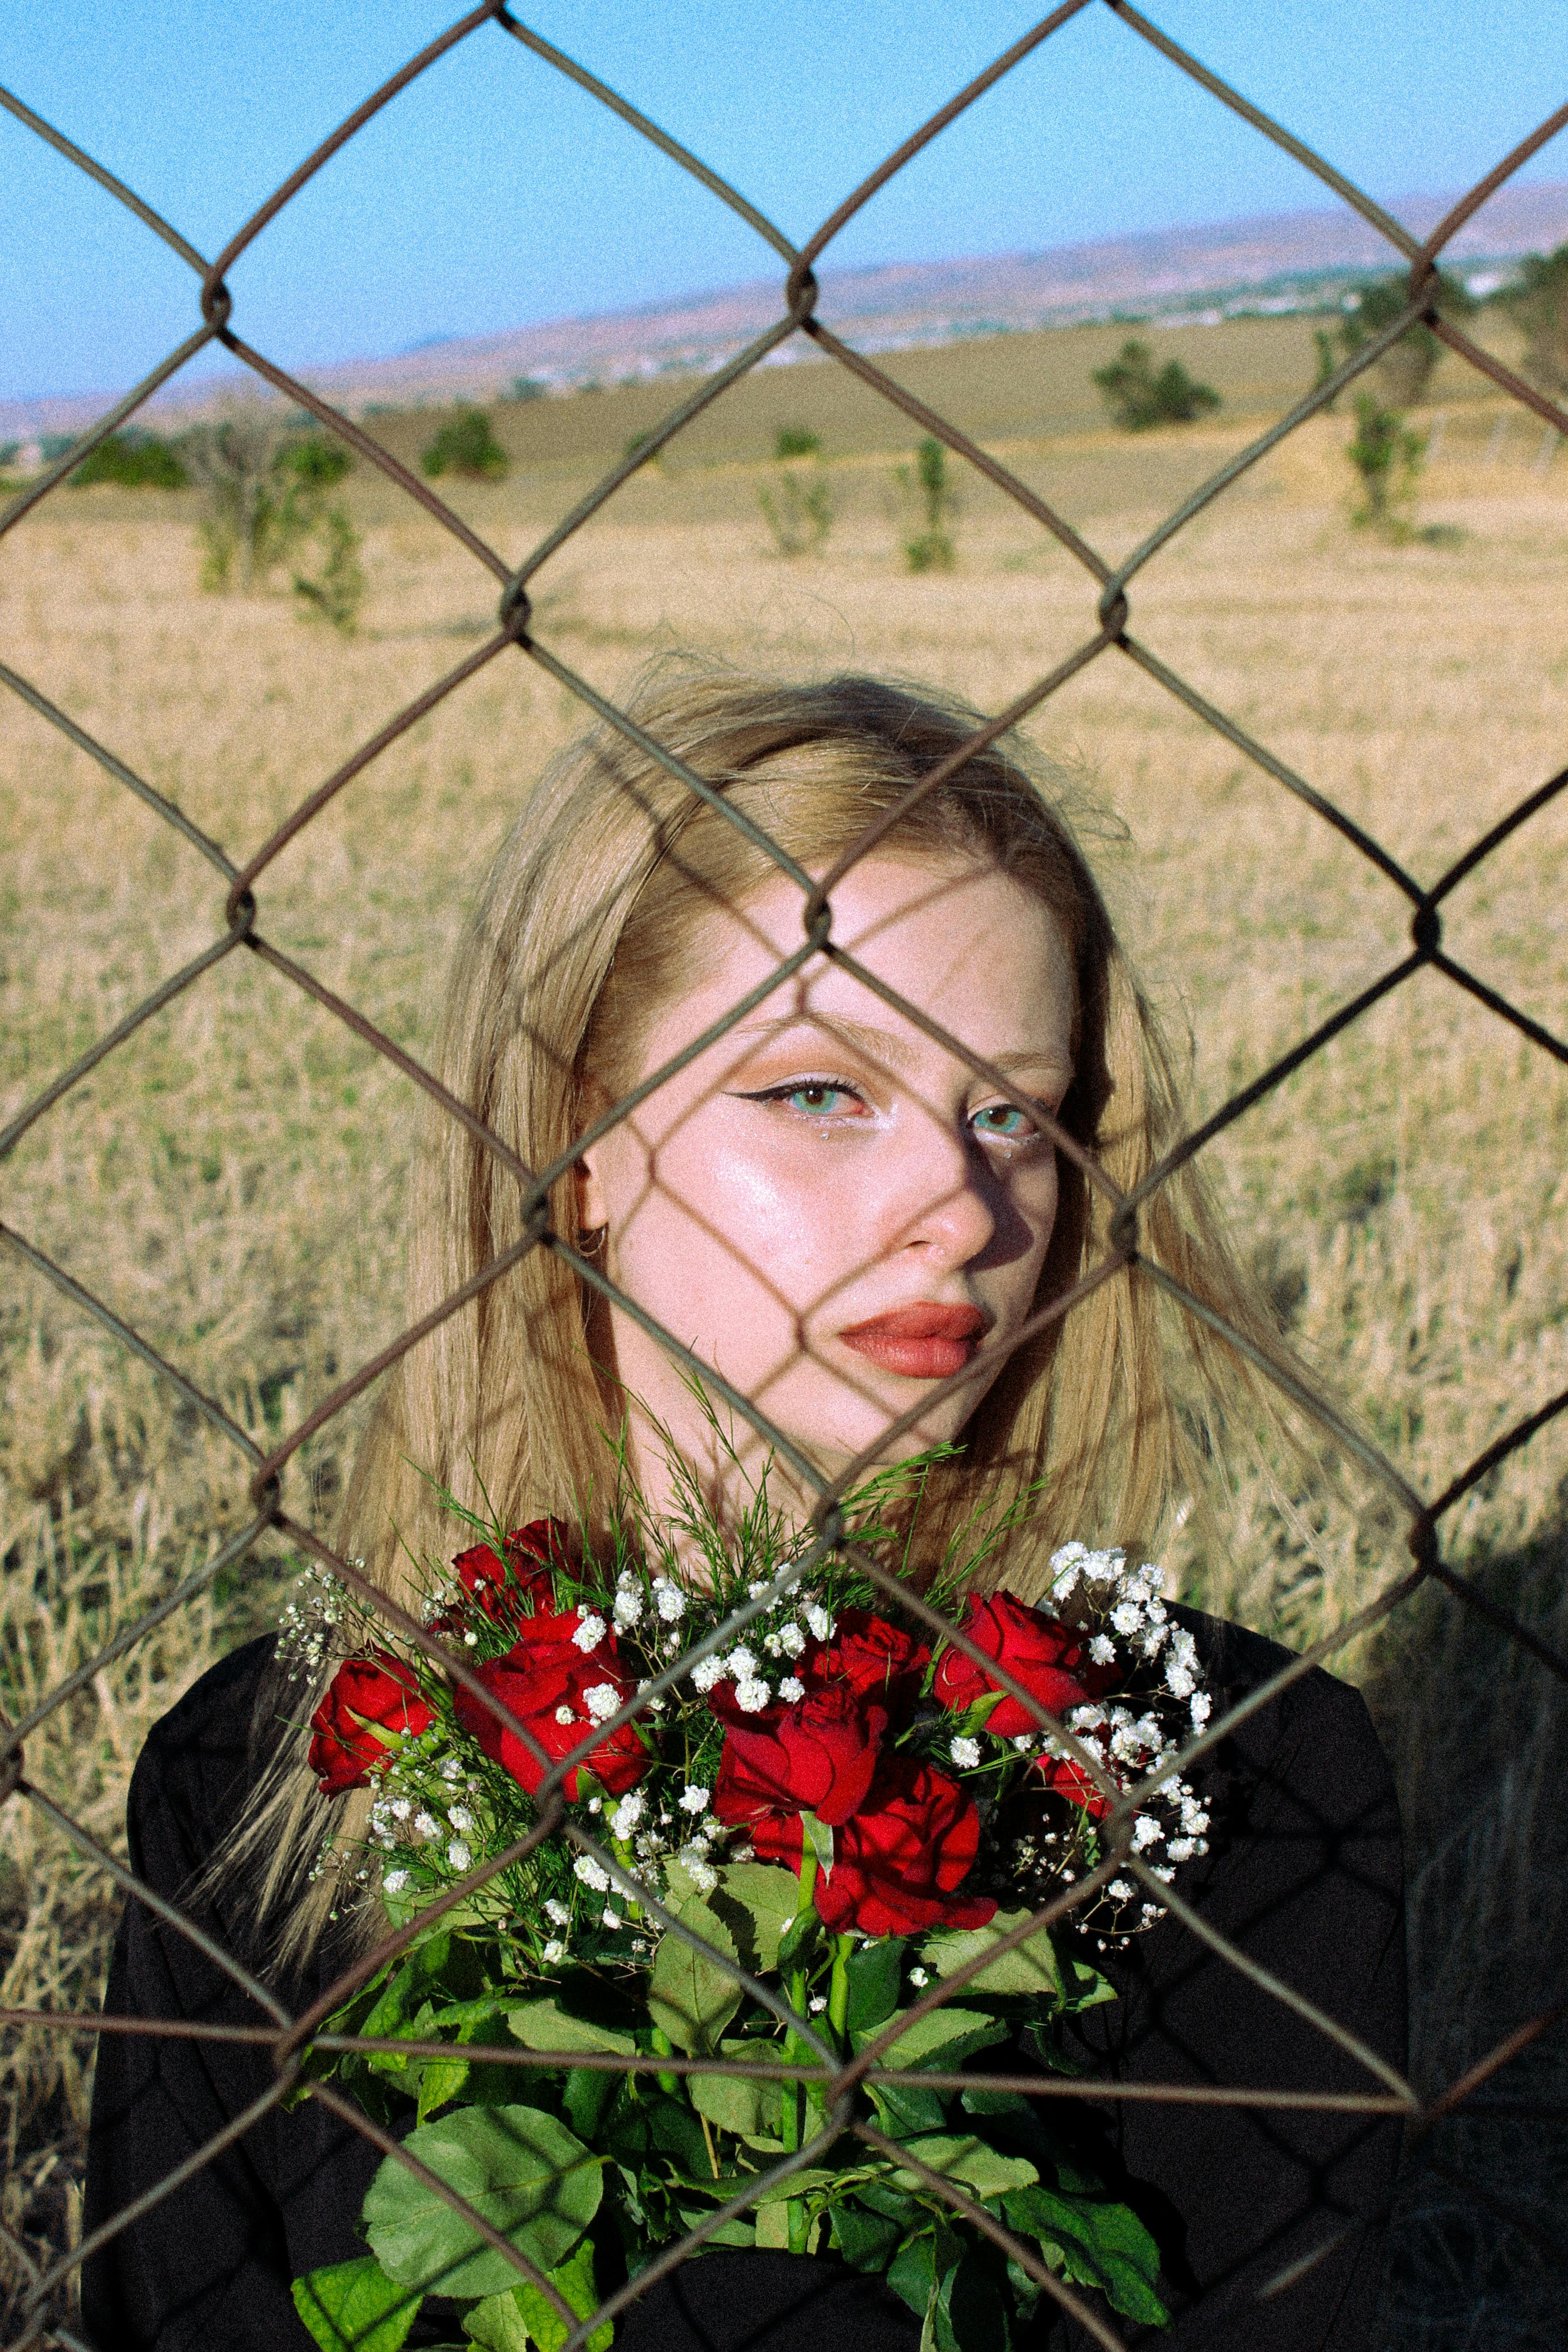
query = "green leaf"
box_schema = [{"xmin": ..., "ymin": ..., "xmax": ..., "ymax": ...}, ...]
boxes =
[
  {"xmin": 464, "ymin": 2239, "xmax": 613, "ymax": 2352},
  {"xmin": 829, "ymin": 2196, "xmax": 904, "ymax": 2272},
  {"xmin": 417, "ymin": 2057, "xmax": 470, "ymax": 2121},
  {"xmin": 860, "ymin": 2004, "xmax": 1010, "ymax": 2072},
  {"xmin": 892, "ymin": 2132, "xmax": 1038, "ymax": 2201},
  {"xmin": 887, "ymin": 2232, "xmax": 938, "ymax": 2321},
  {"xmin": 842, "ymin": 1938, "xmax": 904, "ymax": 2036},
  {"xmin": 364, "ymin": 2104, "xmax": 603, "ymax": 2301},
  {"xmin": 689, "ymin": 2040, "xmax": 780, "ymax": 2141},
  {"xmin": 1003, "ymin": 2186, "xmax": 1169, "ymax": 2327},
  {"xmin": 916, "ymin": 1910, "xmax": 1066, "ymax": 2000},
  {"xmin": 799, "ymin": 1810, "xmax": 835, "ymax": 1877},
  {"xmin": 647, "ymin": 1898, "xmax": 743, "ymax": 2054},
  {"xmin": 708, "ymin": 1862, "xmax": 802, "ymax": 1971},
  {"xmin": 507, "ymin": 1999, "xmax": 637, "ymax": 2058},
  {"xmin": 775, "ymin": 1903, "xmax": 824, "ymax": 1976},
  {"xmin": 563, "ymin": 2066, "xmax": 619, "ymax": 2141},
  {"xmin": 291, "ymin": 2254, "xmax": 421, "ymax": 2352},
  {"xmin": 934, "ymin": 2249, "xmax": 1013, "ymax": 2352}
]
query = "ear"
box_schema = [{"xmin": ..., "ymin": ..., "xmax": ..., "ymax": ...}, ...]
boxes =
[{"xmin": 574, "ymin": 1153, "xmax": 608, "ymax": 1233}]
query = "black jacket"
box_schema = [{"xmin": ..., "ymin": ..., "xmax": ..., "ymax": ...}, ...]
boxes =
[{"xmin": 83, "ymin": 1615, "xmax": 1406, "ymax": 2350}]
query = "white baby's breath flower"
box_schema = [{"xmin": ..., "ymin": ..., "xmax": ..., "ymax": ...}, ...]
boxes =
[
  {"xmin": 1167, "ymin": 1838, "xmax": 1196, "ymax": 1862},
  {"xmin": 1088, "ymin": 1634, "xmax": 1116, "ymax": 1666},
  {"xmin": 610, "ymin": 1794, "xmax": 646, "ymax": 1839},
  {"xmin": 908, "ymin": 1967, "xmax": 930, "ymax": 1988},
  {"xmin": 808, "ymin": 1995, "xmax": 828, "ymax": 2013},
  {"xmin": 725, "ymin": 1646, "xmax": 758, "ymax": 1680},
  {"xmin": 734, "ymin": 1676, "xmax": 771, "ymax": 1714},
  {"xmin": 1108, "ymin": 1878, "xmax": 1134, "ymax": 1900},
  {"xmin": 690, "ymin": 1655, "xmax": 725, "ymax": 1692},
  {"xmin": 652, "ymin": 1578, "xmax": 687, "ymax": 1622},
  {"xmin": 777, "ymin": 1677, "xmax": 804, "ymax": 1705},
  {"xmin": 439, "ymin": 1756, "xmax": 464, "ymax": 1783},
  {"xmin": 676, "ymin": 1845, "xmax": 718, "ymax": 1894},
  {"xmin": 544, "ymin": 1899, "xmax": 571, "ymax": 1927},
  {"xmin": 412, "ymin": 1812, "xmax": 441, "ymax": 1841},
  {"xmin": 583, "ymin": 1682, "xmax": 621, "ymax": 1723},
  {"xmin": 573, "ymin": 1612, "xmax": 607, "ymax": 1653},
  {"xmin": 1012, "ymin": 1734, "xmax": 1035, "ymax": 1753},
  {"xmin": 774, "ymin": 1621, "xmax": 806, "ymax": 1657},
  {"xmin": 389, "ymin": 1798, "xmax": 412, "ymax": 1822},
  {"xmin": 446, "ymin": 1805, "xmax": 474, "ymax": 1834},
  {"xmin": 1131, "ymin": 1814, "xmax": 1161, "ymax": 1850},
  {"xmin": 679, "ymin": 1785, "xmax": 711, "ymax": 1815},
  {"xmin": 573, "ymin": 1854, "xmax": 610, "ymax": 1892},
  {"xmin": 1190, "ymin": 1692, "xmax": 1213, "ymax": 1726},
  {"xmin": 804, "ymin": 1604, "xmax": 833, "ymax": 1642},
  {"xmin": 554, "ymin": 1704, "xmax": 577, "ymax": 1725},
  {"xmin": 612, "ymin": 1588, "xmax": 643, "ymax": 1629},
  {"xmin": 446, "ymin": 1839, "xmax": 472, "ymax": 1870},
  {"xmin": 382, "ymin": 1869, "xmax": 409, "ymax": 1895},
  {"xmin": 1165, "ymin": 1663, "xmax": 1196, "ymax": 1700},
  {"xmin": 601, "ymin": 1908, "xmax": 623, "ymax": 1930},
  {"xmin": 1111, "ymin": 1600, "xmax": 1143, "ymax": 1637},
  {"xmin": 542, "ymin": 1938, "xmax": 567, "ymax": 1964}
]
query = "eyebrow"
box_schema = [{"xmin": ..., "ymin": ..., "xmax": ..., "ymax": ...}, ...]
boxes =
[{"xmin": 721, "ymin": 1014, "xmax": 1073, "ymax": 1083}]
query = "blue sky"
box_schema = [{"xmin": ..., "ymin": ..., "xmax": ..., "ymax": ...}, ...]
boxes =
[{"xmin": 2, "ymin": 1, "xmax": 1566, "ymax": 401}]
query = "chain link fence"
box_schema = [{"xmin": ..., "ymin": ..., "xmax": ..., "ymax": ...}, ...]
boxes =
[{"xmin": 2, "ymin": 2, "xmax": 1567, "ymax": 2346}]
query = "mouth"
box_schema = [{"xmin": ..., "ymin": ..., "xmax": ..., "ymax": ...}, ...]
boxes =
[{"xmin": 838, "ymin": 1302, "xmax": 987, "ymax": 1381}]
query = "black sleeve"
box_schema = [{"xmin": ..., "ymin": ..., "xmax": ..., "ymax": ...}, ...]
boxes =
[
  {"xmin": 1054, "ymin": 1611, "xmax": 1407, "ymax": 2352},
  {"xmin": 80, "ymin": 1638, "xmax": 385, "ymax": 2352}
]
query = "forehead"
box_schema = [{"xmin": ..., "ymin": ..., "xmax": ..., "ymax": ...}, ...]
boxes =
[{"xmin": 651, "ymin": 852, "xmax": 1078, "ymax": 1061}]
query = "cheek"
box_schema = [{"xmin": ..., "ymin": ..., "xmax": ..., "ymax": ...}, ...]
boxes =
[{"xmin": 607, "ymin": 1122, "xmax": 851, "ymax": 1321}]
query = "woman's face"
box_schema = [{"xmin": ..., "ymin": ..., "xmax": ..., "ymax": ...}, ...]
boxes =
[{"xmin": 578, "ymin": 852, "xmax": 1077, "ymax": 1512}]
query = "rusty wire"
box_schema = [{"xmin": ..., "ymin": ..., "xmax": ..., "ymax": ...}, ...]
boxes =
[{"xmin": 1, "ymin": 2, "xmax": 1566, "ymax": 2346}]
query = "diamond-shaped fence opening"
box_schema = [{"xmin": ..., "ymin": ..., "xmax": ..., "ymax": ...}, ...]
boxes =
[{"xmin": 2, "ymin": 5, "xmax": 1567, "ymax": 2349}]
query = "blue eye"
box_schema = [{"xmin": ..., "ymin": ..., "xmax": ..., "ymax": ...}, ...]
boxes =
[
  {"xmin": 787, "ymin": 1083, "xmax": 852, "ymax": 1115},
  {"xmin": 971, "ymin": 1102, "xmax": 1032, "ymax": 1140}
]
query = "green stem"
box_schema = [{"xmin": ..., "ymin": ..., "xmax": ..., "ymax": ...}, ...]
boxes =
[{"xmin": 828, "ymin": 1934, "xmax": 853, "ymax": 2040}]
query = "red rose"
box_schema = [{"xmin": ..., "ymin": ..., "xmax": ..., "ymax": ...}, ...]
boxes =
[
  {"xmin": 1034, "ymin": 1749, "xmax": 1112, "ymax": 1821},
  {"xmin": 814, "ymin": 1759, "xmax": 995, "ymax": 1937},
  {"xmin": 309, "ymin": 1652, "xmax": 433, "ymax": 1795},
  {"xmin": 441, "ymin": 1519, "xmax": 573, "ymax": 1632},
  {"xmin": 933, "ymin": 1592, "xmax": 1094, "ymax": 1738},
  {"xmin": 453, "ymin": 1607, "xmax": 648, "ymax": 1802},
  {"xmin": 801, "ymin": 1609, "xmax": 930, "ymax": 1718},
  {"xmin": 712, "ymin": 1685, "xmax": 887, "ymax": 1830}
]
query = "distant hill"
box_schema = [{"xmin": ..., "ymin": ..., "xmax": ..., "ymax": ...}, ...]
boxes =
[{"xmin": 6, "ymin": 179, "xmax": 1566, "ymax": 438}]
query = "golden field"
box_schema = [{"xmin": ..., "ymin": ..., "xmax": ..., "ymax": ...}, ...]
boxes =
[{"xmin": 2, "ymin": 355, "xmax": 1566, "ymax": 2340}]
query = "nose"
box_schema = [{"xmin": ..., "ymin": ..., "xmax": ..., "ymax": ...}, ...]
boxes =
[{"xmin": 880, "ymin": 1104, "xmax": 998, "ymax": 1271}]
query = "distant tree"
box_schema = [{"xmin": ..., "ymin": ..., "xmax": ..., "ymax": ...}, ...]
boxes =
[
  {"xmin": 895, "ymin": 436, "xmax": 958, "ymax": 571},
  {"xmin": 1334, "ymin": 271, "xmax": 1473, "ymax": 406},
  {"xmin": 507, "ymin": 376, "xmax": 548, "ymax": 402},
  {"xmin": 69, "ymin": 431, "xmax": 189, "ymax": 489},
  {"xmin": 420, "ymin": 407, "xmax": 509, "ymax": 481},
  {"xmin": 1093, "ymin": 338, "xmax": 1221, "ymax": 431},
  {"xmin": 774, "ymin": 426, "xmax": 821, "ymax": 460},
  {"xmin": 277, "ymin": 432, "xmax": 353, "ymax": 490},
  {"xmin": 1503, "ymin": 242, "xmax": 1568, "ymax": 398},
  {"xmin": 186, "ymin": 413, "xmax": 364, "ymax": 629}
]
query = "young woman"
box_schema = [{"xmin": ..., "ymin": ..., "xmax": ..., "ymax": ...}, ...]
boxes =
[{"xmin": 84, "ymin": 671, "xmax": 1405, "ymax": 2350}]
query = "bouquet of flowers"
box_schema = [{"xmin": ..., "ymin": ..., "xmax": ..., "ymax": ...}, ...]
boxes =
[{"xmin": 284, "ymin": 1461, "xmax": 1213, "ymax": 2352}]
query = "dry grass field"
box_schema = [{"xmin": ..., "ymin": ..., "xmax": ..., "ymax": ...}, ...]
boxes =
[{"xmin": 2, "ymin": 363, "xmax": 1566, "ymax": 2343}]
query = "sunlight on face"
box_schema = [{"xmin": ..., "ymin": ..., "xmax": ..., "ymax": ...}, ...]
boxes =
[{"xmin": 578, "ymin": 853, "xmax": 1077, "ymax": 1510}]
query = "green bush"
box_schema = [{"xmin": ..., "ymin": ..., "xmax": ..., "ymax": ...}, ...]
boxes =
[
  {"xmin": 1345, "ymin": 392, "xmax": 1427, "ymax": 538},
  {"xmin": 187, "ymin": 414, "xmax": 364, "ymax": 630},
  {"xmin": 757, "ymin": 467, "xmax": 833, "ymax": 558},
  {"xmin": 276, "ymin": 433, "xmax": 353, "ymax": 490},
  {"xmin": 507, "ymin": 376, "xmax": 547, "ymax": 402},
  {"xmin": 68, "ymin": 432, "xmax": 190, "ymax": 489},
  {"xmin": 1503, "ymin": 242, "xmax": 1568, "ymax": 399},
  {"xmin": 1092, "ymin": 339, "xmax": 1221, "ymax": 432},
  {"xmin": 420, "ymin": 407, "xmax": 509, "ymax": 481},
  {"xmin": 774, "ymin": 426, "xmax": 821, "ymax": 460},
  {"xmin": 894, "ymin": 436, "xmax": 957, "ymax": 571}
]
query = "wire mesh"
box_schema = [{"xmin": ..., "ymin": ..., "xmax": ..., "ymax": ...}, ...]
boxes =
[{"xmin": 2, "ymin": 2, "xmax": 1566, "ymax": 2346}]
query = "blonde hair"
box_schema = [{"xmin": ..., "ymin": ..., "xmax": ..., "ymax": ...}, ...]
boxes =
[{"xmin": 226, "ymin": 666, "xmax": 1282, "ymax": 1969}]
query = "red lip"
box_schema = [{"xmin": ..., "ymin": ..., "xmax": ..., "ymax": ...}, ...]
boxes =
[{"xmin": 839, "ymin": 1302, "xmax": 986, "ymax": 1380}]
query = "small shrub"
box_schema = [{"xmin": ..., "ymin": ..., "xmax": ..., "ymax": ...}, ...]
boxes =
[
  {"xmin": 277, "ymin": 432, "xmax": 353, "ymax": 490},
  {"xmin": 1345, "ymin": 392, "xmax": 1427, "ymax": 539},
  {"xmin": 757, "ymin": 466, "xmax": 833, "ymax": 558},
  {"xmin": 1093, "ymin": 338, "xmax": 1221, "ymax": 432},
  {"xmin": 507, "ymin": 376, "xmax": 547, "ymax": 402},
  {"xmin": 292, "ymin": 505, "xmax": 366, "ymax": 635},
  {"xmin": 1334, "ymin": 272, "xmax": 1471, "ymax": 408},
  {"xmin": 895, "ymin": 436, "xmax": 957, "ymax": 571},
  {"xmin": 420, "ymin": 407, "xmax": 509, "ymax": 481},
  {"xmin": 187, "ymin": 413, "xmax": 364, "ymax": 628},
  {"xmin": 68, "ymin": 431, "xmax": 189, "ymax": 489},
  {"xmin": 774, "ymin": 426, "xmax": 821, "ymax": 460}
]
